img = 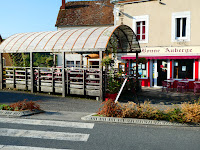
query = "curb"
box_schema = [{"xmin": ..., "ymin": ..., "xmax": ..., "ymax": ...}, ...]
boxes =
[
  {"xmin": 0, "ymin": 110, "xmax": 44, "ymax": 117},
  {"xmin": 81, "ymin": 113, "xmax": 200, "ymax": 127}
]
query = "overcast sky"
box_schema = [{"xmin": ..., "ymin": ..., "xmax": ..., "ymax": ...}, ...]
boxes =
[{"xmin": 0, "ymin": 0, "xmax": 62, "ymax": 39}]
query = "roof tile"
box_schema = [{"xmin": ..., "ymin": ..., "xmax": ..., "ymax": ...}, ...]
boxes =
[{"xmin": 55, "ymin": 0, "xmax": 114, "ymax": 27}]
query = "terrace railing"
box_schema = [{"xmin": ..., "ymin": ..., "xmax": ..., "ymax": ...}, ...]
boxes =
[{"xmin": 2, "ymin": 66, "xmax": 102, "ymax": 99}]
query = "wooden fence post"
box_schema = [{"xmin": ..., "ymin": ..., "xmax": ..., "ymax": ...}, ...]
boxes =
[
  {"xmin": 62, "ymin": 52, "xmax": 66, "ymax": 97},
  {"xmin": 83, "ymin": 69, "xmax": 86, "ymax": 96},
  {"xmin": 80, "ymin": 53, "xmax": 83, "ymax": 68},
  {"xmin": 13, "ymin": 67, "xmax": 15, "ymax": 89},
  {"xmin": 66, "ymin": 69, "xmax": 69, "ymax": 95},
  {"xmin": 99, "ymin": 50, "xmax": 103, "ymax": 102},
  {"xmin": 30, "ymin": 52, "xmax": 34, "ymax": 93},
  {"xmin": 25, "ymin": 68, "xmax": 28, "ymax": 90},
  {"xmin": 0, "ymin": 53, "xmax": 3, "ymax": 89},
  {"xmin": 52, "ymin": 68, "xmax": 55, "ymax": 93},
  {"xmin": 38, "ymin": 67, "xmax": 41, "ymax": 92}
]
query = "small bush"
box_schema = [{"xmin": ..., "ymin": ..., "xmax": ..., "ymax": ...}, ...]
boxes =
[
  {"xmin": 181, "ymin": 100, "xmax": 200, "ymax": 123},
  {"xmin": 97, "ymin": 100, "xmax": 200, "ymax": 124},
  {"xmin": 9, "ymin": 99, "xmax": 41, "ymax": 111},
  {"xmin": 97, "ymin": 99, "xmax": 122, "ymax": 117},
  {"xmin": 0, "ymin": 99, "xmax": 41, "ymax": 111},
  {"xmin": 0, "ymin": 104, "xmax": 13, "ymax": 111},
  {"xmin": 120, "ymin": 102, "xmax": 137, "ymax": 118},
  {"xmin": 164, "ymin": 107, "xmax": 185, "ymax": 123}
]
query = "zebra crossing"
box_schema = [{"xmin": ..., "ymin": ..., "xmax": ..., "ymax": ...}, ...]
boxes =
[{"xmin": 0, "ymin": 118, "xmax": 95, "ymax": 150}]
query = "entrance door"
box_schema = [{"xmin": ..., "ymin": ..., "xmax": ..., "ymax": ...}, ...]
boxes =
[{"xmin": 157, "ymin": 60, "xmax": 168, "ymax": 86}]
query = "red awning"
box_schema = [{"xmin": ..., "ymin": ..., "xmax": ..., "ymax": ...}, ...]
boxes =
[{"xmin": 121, "ymin": 55, "xmax": 200, "ymax": 60}]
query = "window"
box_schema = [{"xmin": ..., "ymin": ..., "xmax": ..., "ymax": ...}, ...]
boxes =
[
  {"xmin": 76, "ymin": 61, "xmax": 80, "ymax": 67},
  {"xmin": 173, "ymin": 59, "xmax": 193, "ymax": 79},
  {"xmin": 88, "ymin": 59, "xmax": 99, "ymax": 68},
  {"xmin": 172, "ymin": 11, "xmax": 190, "ymax": 42},
  {"xmin": 136, "ymin": 21, "xmax": 146, "ymax": 41},
  {"xmin": 132, "ymin": 62, "xmax": 147, "ymax": 78},
  {"xmin": 66, "ymin": 61, "xmax": 74, "ymax": 67},
  {"xmin": 118, "ymin": 63, "xmax": 125, "ymax": 73},
  {"xmin": 133, "ymin": 15, "xmax": 149, "ymax": 43},
  {"xmin": 176, "ymin": 18, "xmax": 187, "ymax": 38}
]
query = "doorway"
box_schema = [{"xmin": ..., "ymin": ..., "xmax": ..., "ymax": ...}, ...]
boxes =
[{"xmin": 157, "ymin": 60, "xmax": 168, "ymax": 86}]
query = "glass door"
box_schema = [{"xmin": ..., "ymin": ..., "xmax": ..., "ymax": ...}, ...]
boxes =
[{"xmin": 157, "ymin": 60, "xmax": 168, "ymax": 86}]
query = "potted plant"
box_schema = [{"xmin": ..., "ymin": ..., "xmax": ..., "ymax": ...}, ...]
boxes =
[
  {"xmin": 138, "ymin": 57, "xmax": 147, "ymax": 64},
  {"xmin": 105, "ymin": 76, "xmax": 121, "ymax": 101}
]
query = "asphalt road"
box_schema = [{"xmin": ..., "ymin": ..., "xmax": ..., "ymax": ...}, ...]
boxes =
[
  {"xmin": 0, "ymin": 90, "xmax": 200, "ymax": 150},
  {"xmin": 0, "ymin": 118, "xmax": 199, "ymax": 150}
]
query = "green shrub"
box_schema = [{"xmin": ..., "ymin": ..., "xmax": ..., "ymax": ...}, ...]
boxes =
[
  {"xmin": 0, "ymin": 104, "xmax": 9, "ymax": 110},
  {"xmin": 164, "ymin": 107, "xmax": 184, "ymax": 123}
]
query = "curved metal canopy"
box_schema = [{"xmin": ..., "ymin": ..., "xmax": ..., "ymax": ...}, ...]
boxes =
[{"xmin": 0, "ymin": 25, "xmax": 140, "ymax": 53}]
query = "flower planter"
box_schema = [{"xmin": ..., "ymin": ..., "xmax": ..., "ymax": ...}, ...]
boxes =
[{"xmin": 105, "ymin": 93, "xmax": 118, "ymax": 101}]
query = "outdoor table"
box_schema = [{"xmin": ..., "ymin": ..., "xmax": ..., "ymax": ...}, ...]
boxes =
[
  {"xmin": 178, "ymin": 80, "xmax": 189, "ymax": 83},
  {"xmin": 194, "ymin": 81, "xmax": 200, "ymax": 83},
  {"xmin": 177, "ymin": 80, "xmax": 189, "ymax": 92},
  {"xmin": 164, "ymin": 79, "xmax": 175, "ymax": 91}
]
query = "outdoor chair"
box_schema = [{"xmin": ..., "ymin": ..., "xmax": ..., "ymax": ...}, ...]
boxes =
[
  {"xmin": 194, "ymin": 82, "xmax": 200, "ymax": 95},
  {"xmin": 167, "ymin": 78, "xmax": 175, "ymax": 91},
  {"xmin": 162, "ymin": 81, "xmax": 170, "ymax": 93},
  {"xmin": 177, "ymin": 79, "xmax": 189, "ymax": 93}
]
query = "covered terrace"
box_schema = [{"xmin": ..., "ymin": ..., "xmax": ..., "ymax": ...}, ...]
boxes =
[{"xmin": 0, "ymin": 25, "xmax": 140, "ymax": 101}]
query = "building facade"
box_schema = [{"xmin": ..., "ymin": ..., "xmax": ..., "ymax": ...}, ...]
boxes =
[{"xmin": 114, "ymin": 0, "xmax": 200, "ymax": 88}]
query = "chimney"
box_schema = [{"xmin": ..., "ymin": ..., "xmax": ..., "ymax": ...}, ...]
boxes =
[
  {"xmin": 0, "ymin": 35, "xmax": 3, "ymax": 43},
  {"xmin": 61, "ymin": 0, "xmax": 66, "ymax": 10}
]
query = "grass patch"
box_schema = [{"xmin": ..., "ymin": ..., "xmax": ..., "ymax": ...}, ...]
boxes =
[{"xmin": 97, "ymin": 99, "xmax": 200, "ymax": 124}]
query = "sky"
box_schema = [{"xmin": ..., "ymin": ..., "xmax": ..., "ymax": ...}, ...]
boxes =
[{"xmin": 0, "ymin": 0, "xmax": 62, "ymax": 39}]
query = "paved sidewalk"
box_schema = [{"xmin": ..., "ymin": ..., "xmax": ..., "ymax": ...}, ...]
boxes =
[{"xmin": 119, "ymin": 87, "xmax": 200, "ymax": 104}]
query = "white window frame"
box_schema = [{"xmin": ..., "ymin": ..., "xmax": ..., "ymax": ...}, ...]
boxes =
[
  {"xmin": 171, "ymin": 11, "xmax": 191, "ymax": 42},
  {"xmin": 133, "ymin": 15, "xmax": 149, "ymax": 44}
]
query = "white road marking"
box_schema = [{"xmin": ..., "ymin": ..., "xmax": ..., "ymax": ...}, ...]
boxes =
[
  {"xmin": 0, "ymin": 128, "xmax": 90, "ymax": 142},
  {"xmin": 0, "ymin": 145, "xmax": 73, "ymax": 150},
  {"xmin": 0, "ymin": 118, "xmax": 94, "ymax": 129}
]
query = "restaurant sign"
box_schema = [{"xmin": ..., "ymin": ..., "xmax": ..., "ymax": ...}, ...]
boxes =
[{"xmin": 139, "ymin": 46, "xmax": 200, "ymax": 56}]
